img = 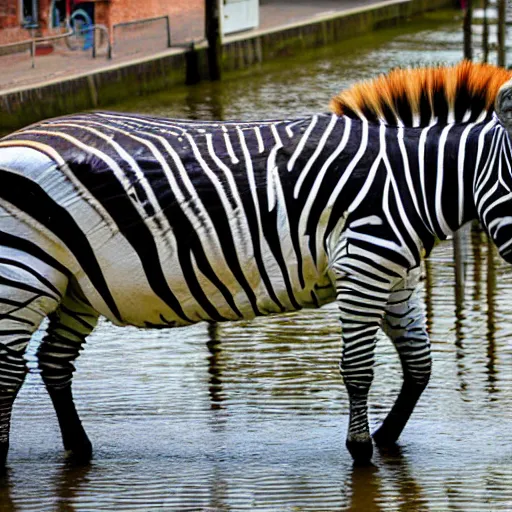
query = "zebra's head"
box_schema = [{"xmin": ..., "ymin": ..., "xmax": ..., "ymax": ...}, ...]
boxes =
[
  {"xmin": 496, "ymin": 78, "xmax": 512, "ymax": 133},
  {"xmin": 476, "ymin": 78, "xmax": 512, "ymax": 263}
]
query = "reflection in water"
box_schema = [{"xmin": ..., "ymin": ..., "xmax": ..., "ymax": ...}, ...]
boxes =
[
  {"xmin": 486, "ymin": 237, "xmax": 497, "ymax": 396},
  {"xmin": 185, "ymin": 81, "xmax": 225, "ymax": 121},
  {"xmin": 207, "ymin": 465, "xmax": 229, "ymax": 512},
  {"xmin": 423, "ymin": 259, "xmax": 434, "ymax": 336},
  {"xmin": 207, "ymin": 322, "xmax": 224, "ymax": 409},
  {"xmin": 0, "ymin": 471, "xmax": 18, "ymax": 512},
  {"xmin": 53, "ymin": 464, "xmax": 91, "ymax": 512},
  {"xmin": 346, "ymin": 465, "xmax": 383, "ymax": 512},
  {"xmin": 346, "ymin": 447, "xmax": 428, "ymax": 512},
  {"xmin": 471, "ymin": 226, "xmax": 483, "ymax": 306},
  {"xmin": 453, "ymin": 231, "xmax": 468, "ymax": 396},
  {"xmin": 383, "ymin": 446, "xmax": 428, "ymax": 512}
]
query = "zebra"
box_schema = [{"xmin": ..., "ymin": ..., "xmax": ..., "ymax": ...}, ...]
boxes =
[{"xmin": 0, "ymin": 61, "xmax": 511, "ymax": 469}]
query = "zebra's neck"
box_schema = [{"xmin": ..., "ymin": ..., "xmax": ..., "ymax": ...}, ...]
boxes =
[
  {"xmin": 417, "ymin": 117, "xmax": 499, "ymax": 240},
  {"xmin": 365, "ymin": 117, "xmax": 501, "ymax": 247},
  {"xmin": 288, "ymin": 115, "xmax": 500, "ymax": 264}
]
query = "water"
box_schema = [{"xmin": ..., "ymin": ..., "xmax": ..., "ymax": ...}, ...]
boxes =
[{"xmin": 2, "ymin": 9, "xmax": 512, "ymax": 511}]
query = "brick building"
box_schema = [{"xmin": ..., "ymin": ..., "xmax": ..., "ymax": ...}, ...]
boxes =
[
  {"xmin": 0, "ymin": 0, "xmax": 204, "ymax": 45},
  {"xmin": 0, "ymin": 0, "xmax": 53, "ymax": 44}
]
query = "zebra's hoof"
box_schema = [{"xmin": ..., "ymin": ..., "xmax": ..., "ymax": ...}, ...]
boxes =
[
  {"xmin": 346, "ymin": 437, "xmax": 373, "ymax": 465},
  {"xmin": 372, "ymin": 425, "xmax": 399, "ymax": 448},
  {"xmin": 64, "ymin": 437, "xmax": 93, "ymax": 465}
]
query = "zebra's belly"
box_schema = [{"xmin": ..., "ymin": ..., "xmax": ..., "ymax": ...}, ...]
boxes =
[
  {"xmin": 66, "ymin": 210, "xmax": 337, "ymax": 328},
  {"xmin": 77, "ymin": 255, "xmax": 337, "ymax": 329}
]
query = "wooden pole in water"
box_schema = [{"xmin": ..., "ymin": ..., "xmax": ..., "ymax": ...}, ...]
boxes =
[
  {"xmin": 463, "ymin": 0, "xmax": 473, "ymax": 61},
  {"xmin": 497, "ymin": 0, "xmax": 506, "ymax": 67},
  {"xmin": 205, "ymin": 0, "xmax": 222, "ymax": 80},
  {"xmin": 482, "ymin": 0, "xmax": 489, "ymax": 63},
  {"xmin": 454, "ymin": 0, "xmax": 474, "ymax": 306}
]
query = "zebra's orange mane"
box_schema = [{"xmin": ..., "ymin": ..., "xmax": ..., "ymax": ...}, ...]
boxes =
[{"xmin": 330, "ymin": 61, "xmax": 512, "ymax": 127}]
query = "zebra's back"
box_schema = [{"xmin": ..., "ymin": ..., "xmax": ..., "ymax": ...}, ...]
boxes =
[{"xmin": 0, "ymin": 111, "xmax": 340, "ymax": 327}]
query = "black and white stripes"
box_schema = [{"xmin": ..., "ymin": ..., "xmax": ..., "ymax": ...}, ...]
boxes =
[{"xmin": 0, "ymin": 69, "xmax": 512, "ymax": 466}]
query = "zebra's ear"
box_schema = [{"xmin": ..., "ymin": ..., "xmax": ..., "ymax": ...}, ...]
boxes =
[{"xmin": 495, "ymin": 79, "xmax": 512, "ymax": 130}]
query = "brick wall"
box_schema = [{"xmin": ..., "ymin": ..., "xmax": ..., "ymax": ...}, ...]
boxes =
[
  {"xmin": 0, "ymin": 0, "xmax": 52, "ymax": 38},
  {"xmin": 0, "ymin": 28, "xmax": 29, "ymax": 45},
  {"xmin": 0, "ymin": 0, "xmax": 205, "ymax": 45},
  {"xmin": 94, "ymin": 0, "xmax": 204, "ymax": 44},
  {"xmin": 106, "ymin": 0, "xmax": 203, "ymax": 27},
  {"xmin": 0, "ymin": 0, "xmax": 19, "ymax": 30}
]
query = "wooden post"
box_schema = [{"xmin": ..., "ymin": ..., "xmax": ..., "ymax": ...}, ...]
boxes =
[
  {"xmin": 463, "ymin": 0, "xmax": 472, "ymax": 61},
  {"xmin": 497, "ymin": 0, "xmax": 506, "ymax": 67},
  {"xmin": 205, "ymin": 0, "xmax": 222, "ymax": 80},
  {"xmin": 482, "ymin": 0, "xmax": 489, "ymax": 63},
  {"xmin": 454, "ymin": 0, "xmax": 473, "ymax": 306}
]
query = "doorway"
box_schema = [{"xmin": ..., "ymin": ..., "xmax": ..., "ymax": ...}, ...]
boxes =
[{"xmin": 22, "ymin": 0, "xmax": 38, "ymax": 27}]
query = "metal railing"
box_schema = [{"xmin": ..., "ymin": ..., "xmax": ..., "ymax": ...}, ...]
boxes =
[
  {"xmin": 77, "ymin": 24, "xmax": 112, "ymax": 60},
  {"xmin": 112, "ymin": 15, "xmax": 171, "ymax": 55},
  {"xmin": 0, "ymin": 29, "xmax": 72, "ymax": 68},
  {"xmin": 0, "ymin": 24, "xmax": 111, "ymax": 68}
]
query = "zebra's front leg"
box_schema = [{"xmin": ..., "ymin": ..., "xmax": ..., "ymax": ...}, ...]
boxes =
[
  {"xmin": 373, "ymin": 284, "xmax": 431, "ymax": 447},
  {"xmin": 37, "ymin": 285, "xmax": 99, "ymax": 463},
  {"xmin": 336, "ymin": 271, "xmax": 392, "ymax": 464}
]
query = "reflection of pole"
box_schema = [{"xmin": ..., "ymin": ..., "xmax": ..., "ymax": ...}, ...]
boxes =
[
  {"xmin": 205, "ymin": 0, "xmax": 222, "ymax": 80},
  {"xmin": 498, "ymin": 0, "xmax": 506, "ymax": 67},
  {"xmin": 206, "ymin": 323, "xmax": 224, "ymax": 409},
  {"xmin": 454, "ymin": 225, "xmax": 470, "ymax": 352},
  {"xmin": 423, "ymin": 259, "xmax": 433, "ymax": 336},
  {"xmin": 482, "ymin": 0, "xmax": 489, "ymax": 63},
  {"xmin": 463, "ymin": 0, "xmax": 472, "ymax": 60},
  {"xmin": 486, "ymin": 237, "xmax": 497, "ymax": 393},
  {"xmin": 471, "ymin": 226, "xmax": 482, "ymax": 303},
  {"xmin": 453, "ymin": 230, "xmax": 465, "ymax": 309}
]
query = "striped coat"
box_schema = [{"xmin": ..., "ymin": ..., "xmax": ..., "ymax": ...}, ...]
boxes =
[{"xmin": 0, "ymin": 61, "xmax": 512, "ymax": 467}]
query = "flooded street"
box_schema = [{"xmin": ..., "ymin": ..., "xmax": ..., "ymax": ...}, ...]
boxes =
[{"xmin": 2, "ymin": 9, "xmax": 512, "ymax": 511}]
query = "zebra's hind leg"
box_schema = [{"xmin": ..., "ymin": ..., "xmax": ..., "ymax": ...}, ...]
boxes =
[
  {"xmin": 0, "ymin": 246, "xmax": 68, "ymax": 471},
  {"xmin": 373, "ymin": 282, "xmax": 431, "ymax": 448},
  {"xmin": 37, "ymin": 282, "xmax": 99, "ymax": 463}
]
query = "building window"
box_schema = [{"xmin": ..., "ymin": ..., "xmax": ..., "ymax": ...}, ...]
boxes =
[{"xmin": 22, "ymin": 0, "xmax": 38, "ymax": 27}]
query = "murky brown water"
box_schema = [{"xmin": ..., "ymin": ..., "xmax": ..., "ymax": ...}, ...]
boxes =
[{"xmin": 2, "ymin": 9, "xmax": 512, "ymax": 511}]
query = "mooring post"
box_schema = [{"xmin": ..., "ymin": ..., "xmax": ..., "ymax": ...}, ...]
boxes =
[
  {"xmin": 497, "ymin": 0, "xmax": 506, "ymax": 67},
  {"xmin": 463, "ymin": 0, "xmax": 473, "ymax": 61},
  {"xmin": 454, "ymin": 0, "xmax": 473, "ymax": 306},
  {"xmin": 482, "ymin": 0, "xmax": 489, "ymax": 63},
  {"xmin": 205, "ymin": 0, "xmax": 222, "ymax": 80}
]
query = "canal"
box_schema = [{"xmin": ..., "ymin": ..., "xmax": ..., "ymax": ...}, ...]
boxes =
[{"xmin": 2, "ymin": 8, "xmax": 512, "ymax": 511}]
